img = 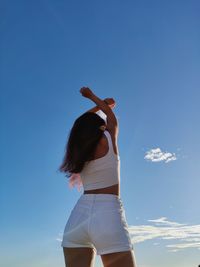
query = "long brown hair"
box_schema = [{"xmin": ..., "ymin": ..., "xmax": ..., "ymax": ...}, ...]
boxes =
[{"xmin": 59, "ymin": 112, "xmax": 106, "ymax": 177}]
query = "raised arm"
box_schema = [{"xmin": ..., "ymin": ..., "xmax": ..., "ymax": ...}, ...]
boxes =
[
  {"xmin": 80, "ymin": 87, "xmax": 118, "ymax": 134},
  {"xmin": 86, "ymin": 98, "xmax": 116, "ymax": 113}
]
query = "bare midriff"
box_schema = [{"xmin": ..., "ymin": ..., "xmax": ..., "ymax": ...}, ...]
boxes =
[{"xmin": 83, "ymin": 183, "xmax": 119, "ymax": 196}]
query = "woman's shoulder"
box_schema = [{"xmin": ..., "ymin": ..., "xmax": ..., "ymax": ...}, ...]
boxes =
[
  {"xmin": 104, "ymin": 129, "xmax": 119, "ymax": 156},
  {"xmin": 93, "ymin": 133, "xmax": 109, "ymax": 159}
]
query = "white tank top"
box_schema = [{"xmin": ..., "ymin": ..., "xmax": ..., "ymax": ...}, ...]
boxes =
[{"xmin": 80, "ymin": 130, "xmax": 120, "ymax": 190}]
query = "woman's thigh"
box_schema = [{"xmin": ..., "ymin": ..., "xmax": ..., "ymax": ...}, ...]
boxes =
[
  {"xmin": 101, "ymin": 250, "xmax": 137, "ymax": 267},
  {"xmin": 63, "ymin": 247, "xmax": 96, "ymax": 267}
]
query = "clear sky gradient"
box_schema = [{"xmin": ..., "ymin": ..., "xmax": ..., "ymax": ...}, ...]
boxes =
[{"xmin": 1, "ymin": 1, "xmax": 200, "ymax": 267}]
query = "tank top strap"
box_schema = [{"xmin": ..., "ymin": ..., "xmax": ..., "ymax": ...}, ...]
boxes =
[{"xmin": 104, "ymin": 130, "xmax": 115, "ymax": 156}]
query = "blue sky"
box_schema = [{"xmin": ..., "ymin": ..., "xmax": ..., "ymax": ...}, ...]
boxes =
[{"xmin": 1, "ymin": 0, "xmax": 200, "ymax": 267}]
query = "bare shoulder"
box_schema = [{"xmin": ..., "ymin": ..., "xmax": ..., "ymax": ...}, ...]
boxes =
[
  {"xmin": 105, "ymin": 110, "xmax": 119, "ymax": 156},
  {"xmin": 93, "ymin": 134, "xmax": 109, "ymax": 159},
  {"xmin": 106, "ymin": 128, "xmax": 119, "ymax": 156}
]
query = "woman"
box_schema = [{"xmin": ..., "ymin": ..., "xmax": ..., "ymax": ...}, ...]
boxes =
[{"xmin": 59, "ymin": 87, "xmax": 137, "ymax": 267}]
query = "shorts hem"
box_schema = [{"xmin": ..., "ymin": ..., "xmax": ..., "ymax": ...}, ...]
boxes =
[
  {"xmin": 97, "ymin": 245, "xmax": 133, "ymax": 255},
  {"xmin": 61, "ymin": 242, "xmax": 96, "ymax": 251}
]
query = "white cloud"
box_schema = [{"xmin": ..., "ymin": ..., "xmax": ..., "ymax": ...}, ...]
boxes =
[
  {"xmin": 56, "ymin": 232, "xmax": 64, "ymax": 243},
  {"xmin": 128, "ymin": 217, "xmax": 200, "ymax": 252},
  {"xmin": 56, "ymin": 217, "xmax": 200, "ymax": 253},
  {"xmin": 144, "ymin": 148, "xmax": 177, "ymax": 163},
  {"xmin": 148, "ymin": 217, "xmax": 184, "ymax": 226}
]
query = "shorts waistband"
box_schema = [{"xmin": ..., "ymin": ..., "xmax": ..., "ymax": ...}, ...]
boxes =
[{"xmin": 79, "ymin": 193, "xmax": 122, "ymax": 202}]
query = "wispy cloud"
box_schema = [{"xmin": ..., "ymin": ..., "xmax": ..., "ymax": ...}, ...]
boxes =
[
  {"xmin": 144, "ymin": 148, "xmax": 177, "ymax": 163},
  {"xmin": 56, "ymin": 236, "xmax": 62, "ymax": 242},
  {"xmin": 57, "ymin": 217, "xmax": 200, "ymax": 253},
  {"xmin": 128, "ymin": 217, "xmax": 200, "ymax": 252},
  {"xmin": 148, "ymin": 217, "xmax": 184, "ymax": 226}
]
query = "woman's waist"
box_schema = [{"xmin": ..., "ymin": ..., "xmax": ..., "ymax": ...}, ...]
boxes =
[{"xmin": 83, "ymin": 183, "xmax": 119, "ymax": 196}]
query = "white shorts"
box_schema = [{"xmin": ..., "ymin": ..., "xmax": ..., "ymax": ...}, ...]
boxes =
[{"xmin": 61, "ymin": 193, "xmax": 134, "ymax": 255}]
